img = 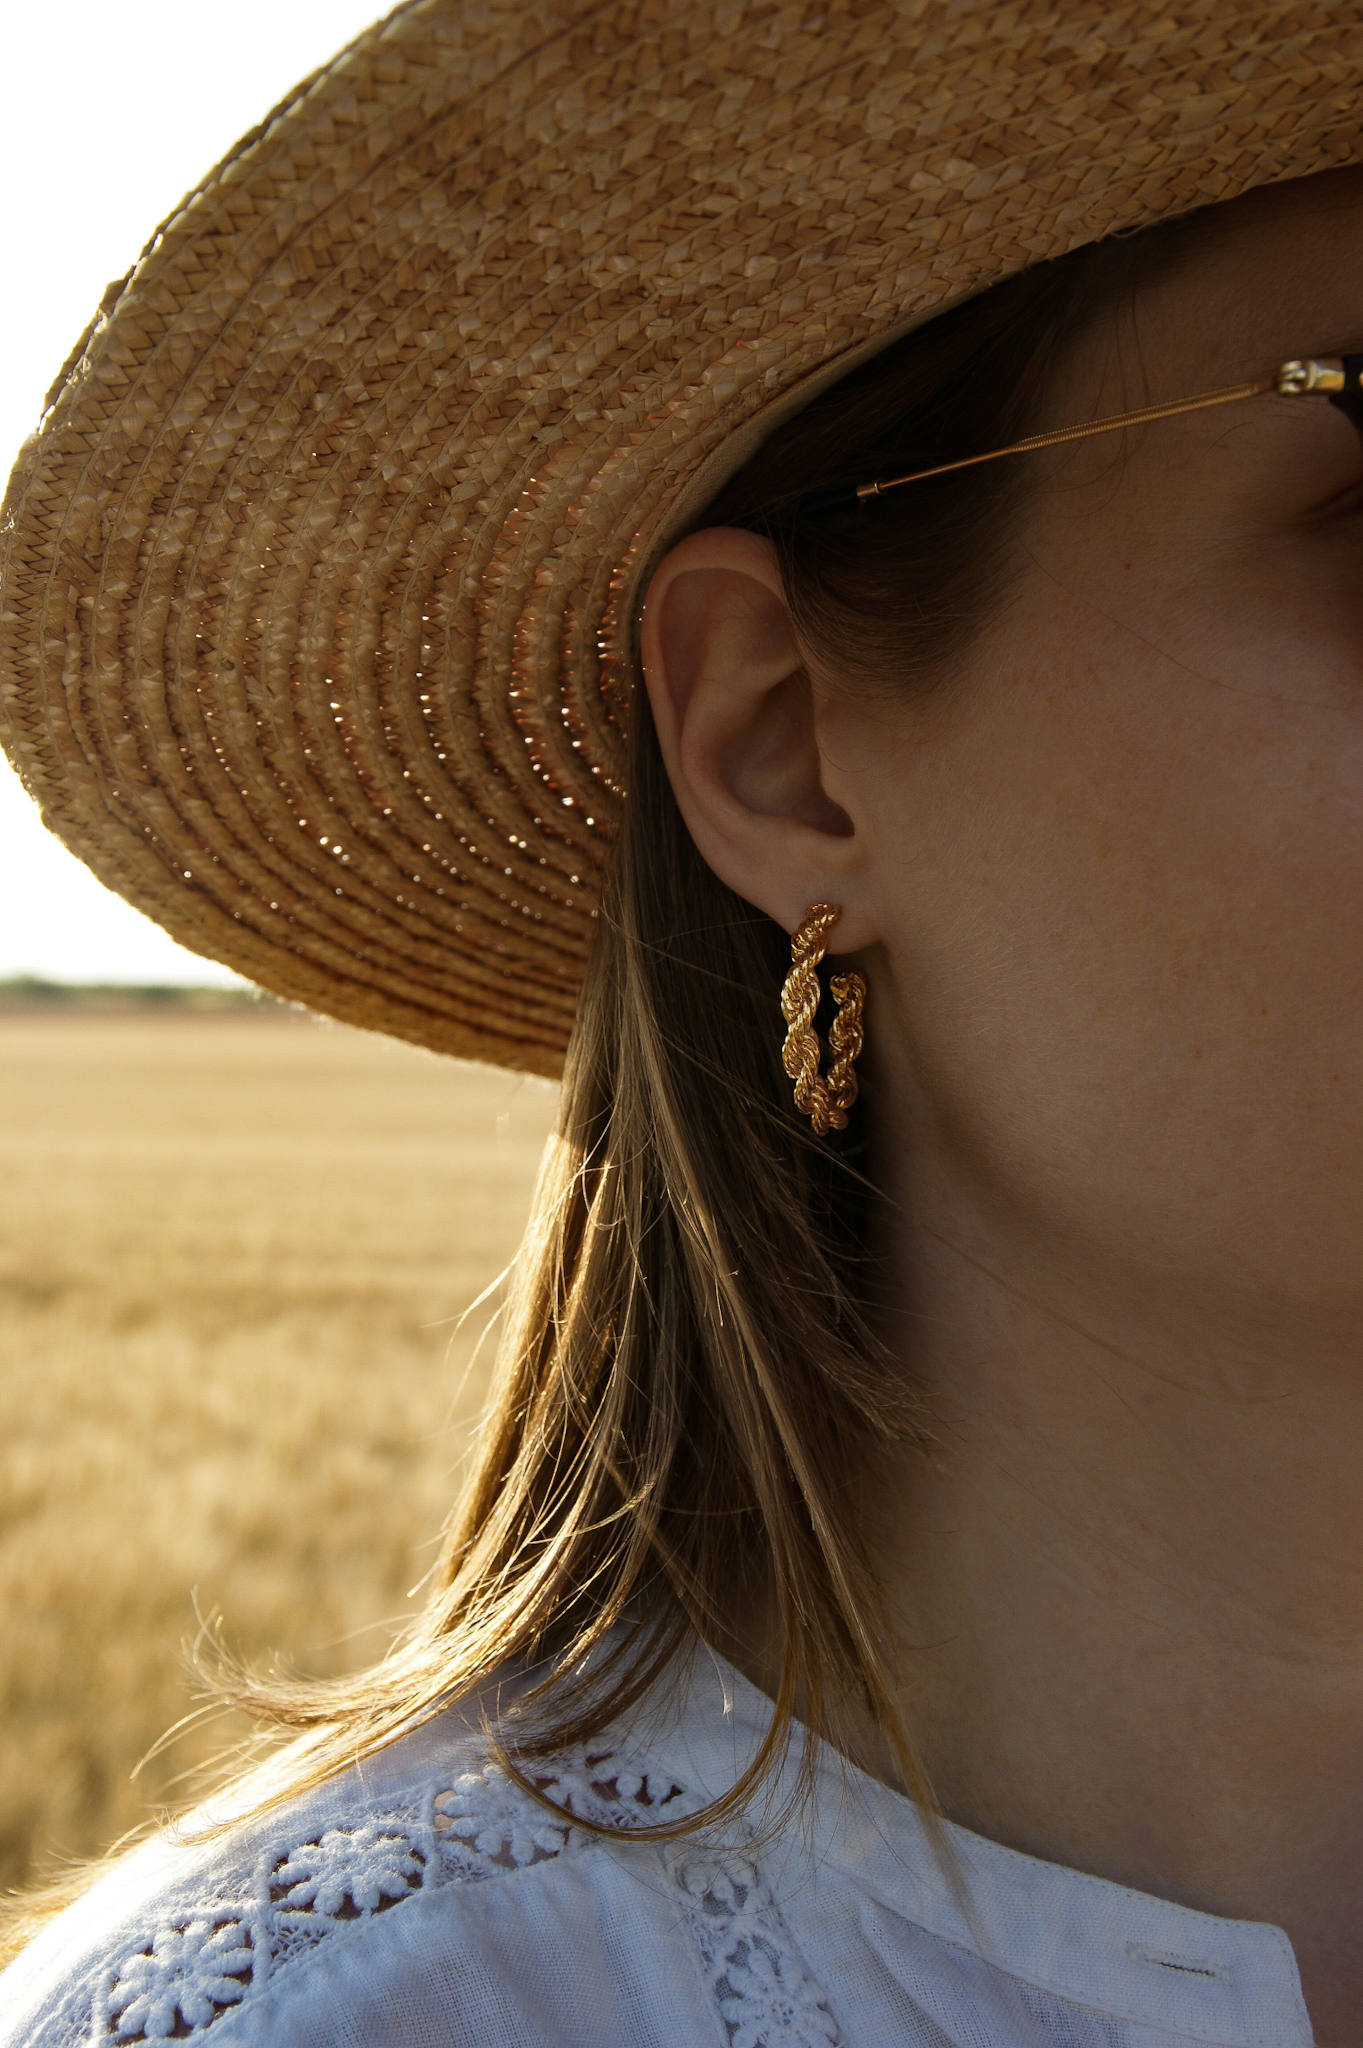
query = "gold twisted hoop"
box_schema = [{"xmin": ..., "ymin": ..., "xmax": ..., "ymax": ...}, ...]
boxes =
[{"xmin": 780, "ymin": 903, "xmax": 867, "ymax": 1136}]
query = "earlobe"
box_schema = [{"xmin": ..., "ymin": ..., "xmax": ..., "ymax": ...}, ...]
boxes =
[{"xmin": 640, "ymin": 527, "xmax": 878, "ymax": 944}]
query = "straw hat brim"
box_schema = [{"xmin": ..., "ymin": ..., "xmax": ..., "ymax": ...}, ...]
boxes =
[{"xmin": 3, "ymin": 1, "xmax": 1362, "ymax": 1074}]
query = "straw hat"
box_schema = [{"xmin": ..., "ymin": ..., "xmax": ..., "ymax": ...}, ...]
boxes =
[{"xmin": 3, "ymin": 3, "xmax": 1361, "ymax": 1074}]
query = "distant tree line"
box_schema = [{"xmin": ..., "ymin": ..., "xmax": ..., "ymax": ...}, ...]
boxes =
[{"xmin": 0, "ymin": 976, "xmax": 281, "ymax": 1010}]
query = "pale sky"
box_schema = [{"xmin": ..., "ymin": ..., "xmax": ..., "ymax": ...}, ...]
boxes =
[{"xmin": 0, "ymin": 0, "xmax": 384, "ymax": 983}]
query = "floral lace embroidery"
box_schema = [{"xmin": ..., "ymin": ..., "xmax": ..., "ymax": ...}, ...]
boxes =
[
  {"xmin": 273, "ymin": 1821, "xmax": 426, "ymax": 1921},
  {"xmin": 105, "ymin": 1921, "xmax": 254, "ymax": 2041},
  {"xmin": 668, "ymin": 1843, "xmax": 843, "ymax": 2048},
  {"xmin": 64, "ymin": 1746, "xmax": 837, "ymax": 2045}
]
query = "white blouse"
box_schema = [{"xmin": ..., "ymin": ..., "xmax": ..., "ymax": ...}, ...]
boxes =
[{"xmin": 0, "ymin": 1646, "xmax": 1315, "ymax": 2047}]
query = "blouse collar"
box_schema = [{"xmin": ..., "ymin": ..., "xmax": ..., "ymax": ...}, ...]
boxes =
[{"xmin": 642, "ymin": 1645, "xmax": 1315, "ymax": 2048}]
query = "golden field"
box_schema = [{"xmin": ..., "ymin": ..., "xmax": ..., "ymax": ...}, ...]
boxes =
[{"xmin": 0, "ymin": 1008, "xmax": 557, "ymax": 1891}]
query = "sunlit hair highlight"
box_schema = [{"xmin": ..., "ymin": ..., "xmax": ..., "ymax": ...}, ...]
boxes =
[{"xmin": 0, "ymin": 208, "xmax": 1212, "ymax": 1958}]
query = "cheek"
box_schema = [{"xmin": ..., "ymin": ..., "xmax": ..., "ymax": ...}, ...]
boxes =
[{"xmin": 866, "ymin": 629, "xmax": 1363, "ymax": 1299}]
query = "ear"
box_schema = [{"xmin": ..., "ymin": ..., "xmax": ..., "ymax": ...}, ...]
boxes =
[{"xmin": 639, "ymin": 526, "xmax": 878, "ymax": 946}]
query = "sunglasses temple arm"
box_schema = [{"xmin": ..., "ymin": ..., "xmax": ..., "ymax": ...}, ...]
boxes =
[{"xmin": 857, "ymin": 358, "xmax": 1358, "ymax": 502}]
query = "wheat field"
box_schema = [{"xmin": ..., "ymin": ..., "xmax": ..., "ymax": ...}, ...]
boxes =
[{"xmin": 0, "ymin": 1009, "xmax": 557, "ymax": 1892}]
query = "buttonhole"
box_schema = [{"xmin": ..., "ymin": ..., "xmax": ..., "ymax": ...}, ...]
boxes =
[{"xmin": 1126, "ymin": 1941, "xmax": 1230, "ymax": 1984}]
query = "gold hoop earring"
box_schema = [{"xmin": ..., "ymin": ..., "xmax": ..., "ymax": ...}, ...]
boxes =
[{"xmin": 780, "ymin": 903, "xmax": 866, "ymax": 1135}]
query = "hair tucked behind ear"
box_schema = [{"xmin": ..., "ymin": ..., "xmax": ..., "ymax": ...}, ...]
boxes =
[
  {"xmin": 200, "ymin": 706, "xmax": 916, "ymax": 1839},
  {"xmin": 0, "ymin": 213, "xmax": 1210, "ymax": 1956}
]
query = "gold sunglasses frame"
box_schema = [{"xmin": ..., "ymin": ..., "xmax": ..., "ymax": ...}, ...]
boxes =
[{"xmin": 855, "ymin": 357, "xmax": 1356, "ymax": 501}]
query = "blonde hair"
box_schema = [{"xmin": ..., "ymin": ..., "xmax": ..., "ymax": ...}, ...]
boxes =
[
  {"xmin": 204, "ymin": 705, "xmax": 919, "ymax": 1830},
  {"xmin": 0, "ymin": 705, "xmax": 916, "ymax": 1978},
  {"xmin": 1, "ymin": 215, "xmax": 1204, "ymax": 1960}
]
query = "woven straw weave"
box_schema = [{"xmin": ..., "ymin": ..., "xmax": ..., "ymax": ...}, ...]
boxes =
[{"xmin": 3, "ymin": 0, "xmax": 1362, "ymax": 1072}]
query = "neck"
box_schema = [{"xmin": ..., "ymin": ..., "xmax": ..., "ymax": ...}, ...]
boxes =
[{"xmin": 857, "ymin": 1167, "xmax": 1363, "ymax": 2045}]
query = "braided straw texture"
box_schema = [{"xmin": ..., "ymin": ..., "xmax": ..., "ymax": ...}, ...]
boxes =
[{"xmin": 3, "ymin": 2, "xmax": 1362, "ymax": 1072}]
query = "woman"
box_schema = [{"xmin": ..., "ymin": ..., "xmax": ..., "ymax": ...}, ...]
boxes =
[{"xmin": 2, "ymin": 1, "xmax": 1363, "ymax": 2040}]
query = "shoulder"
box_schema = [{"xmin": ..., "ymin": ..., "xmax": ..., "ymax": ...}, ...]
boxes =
[{"xmin": 0, "ymin": 1697, "xmax": 841, "ymax": 2048}]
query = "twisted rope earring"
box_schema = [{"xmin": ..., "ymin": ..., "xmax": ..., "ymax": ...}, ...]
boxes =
[{"xmin": 780, "ymin": 903, "xmax": 866, "ymax": 1135}]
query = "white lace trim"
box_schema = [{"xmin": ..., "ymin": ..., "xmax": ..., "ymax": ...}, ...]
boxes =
[
  {"xmin": 58, "ymin": 1744, "xmax": 841, "ymax": 2046},
  {"xmin": 667, "ymin": 1842, "xmax": 843, "ymax": 2048}
]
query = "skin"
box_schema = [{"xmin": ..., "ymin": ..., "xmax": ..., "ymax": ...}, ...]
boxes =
[{"xmin": 640, "ymin": 168, "xmax": 1363, "ymax": 2045}]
